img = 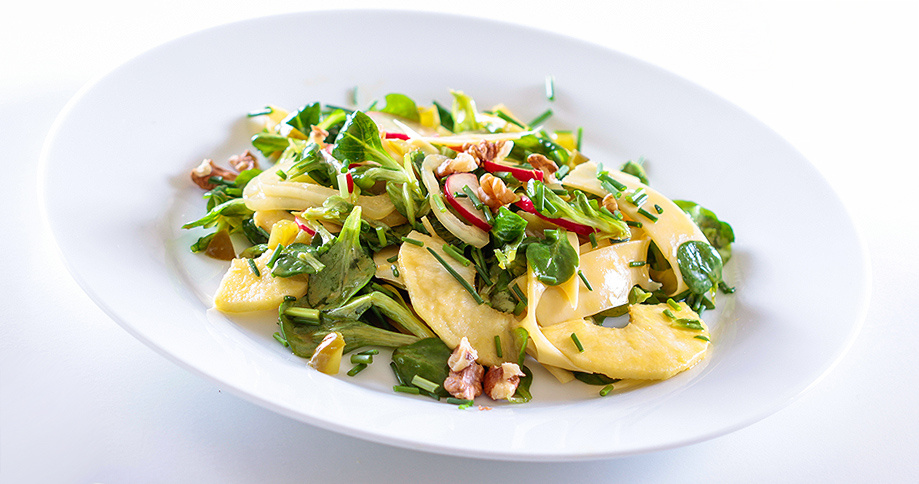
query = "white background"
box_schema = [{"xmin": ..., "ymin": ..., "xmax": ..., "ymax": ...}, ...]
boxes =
[{"xmin": 2, "ymin": 1, "xmax": 917, "ymax": 482}]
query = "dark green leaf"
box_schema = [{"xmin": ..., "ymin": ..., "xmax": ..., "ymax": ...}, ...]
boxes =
[
  {"xmin": 526, "ymin": 229, "xmax": 579, "ymax": 286},
  {"xmin": 306, "ymin": 207, "xmax": 376, "ymax": 308},
  {"xmin": 282, "ymin": 102, "xmax": 321, "ymax": 134},
  {"xmin": 391, "ymin": 338, "xmax": 453, "ymax": 398},
  {"xmin": 676, "ymin": 240, "xmax": 724, "ymax": 295}
]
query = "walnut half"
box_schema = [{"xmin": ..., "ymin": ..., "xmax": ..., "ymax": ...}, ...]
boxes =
[
  {"xmin": 483, "ymin": 362, "xmax": 525, "ymax": 400},
  {"xmin": 190, "ymin": 159, "xmax": 237, "ymax": 190},
  {"xmin": 443, "ymin": 337, "xmax": 484, "ymax": 400}
]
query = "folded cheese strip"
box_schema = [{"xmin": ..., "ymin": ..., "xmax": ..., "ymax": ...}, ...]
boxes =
[
  {"xmin": 561, "ymin": 161, "xmax": 707, "ymax": 295},
  {"xmin": 536, "ymin": 238, "xmax": 658, "ymax": 326},
  {"xmin": 398, "ymin": 231, "xmax": 515, "ymax": 366},
  {"xmin": 540, "ymin": 302, "xmax": 710, "ymax": 380}
]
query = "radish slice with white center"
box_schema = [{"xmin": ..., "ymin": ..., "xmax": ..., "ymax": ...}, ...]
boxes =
[
  {"xmin": 515, "ymin": 196, "xmax": 597, "ymax": 235},
  {"xmin": 443, "ymin": 173, "xmax": 492, "ymax": 231},
  {"xmin": 482, "ymin": 159, "xmax": 544, "ymax": 183},
  {"xmin": 420, "ymin": 155, "xmax": 490, "ymax": 248}
]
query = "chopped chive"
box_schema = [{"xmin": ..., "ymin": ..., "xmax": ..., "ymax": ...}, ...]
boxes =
[
  {"xmin": 628, "ymin": 261, "xmax": 646, "ymax": 268},
  {"xmin": 350, "ymin": 86, "xmax": 359, "ymax": 105},
  {"xmin": 545, "ymin": 75, "xmax": 556, "ymax": 101},
  {"xmin": 207, "ymin": 176, "xmax": 235, "ymax": 187},
  {"xmin": 513, "ymin": 299, "xmax": 527, "ymax": 316},
  {"xmin": 555, "ymin": 164, "xmax": 570, "ymax": 179},
  {"xmin": 570, "ymin": 333, "xmax": 585, "ymax": 352},
  {"xmin": 471, "ymin": 248, "xmax": 493, "ymax": 286},
  {"xmin": 432, "ymin": 192, "xmax": 448, "ymax": 213},
  {"xmin": 284, "ymin": 307, "xmax": 321, "ymax": 322},
  {"xmin": 694, "ymin": 335, "xmax": 711, "ymax": 342},
  {"xmin": 535, "ymin": 182, "xmax": 546, "ymax": 212},
  {"xmin": 272, "ymin": 332, "xmax": 289, "ymax": 347},
  {"xmin": 663, "ymin": 309, "xmax": 676, "ymax": 319},
  {"xmin": 576, "ymin": 126, "xmax": 583, "ymax": 151},
  {"xmin": 390, "ymin": 362, "xmax": 407, "ymax": 386},
  {"xmin": 350, "ymin": 353, "xmax": 374, "ymax": 365},
  {"xmin": 411, "ymin": 374, "xmax": 441, "ymax": 394},
  {"xmin": 386, "ymin": 254, "xmax": 399, "ymax": 263},
  {"xmin": 276, "ymin": 169, "xmax": 288, "ymax": 180},
  {"xmin": 529, "ymin": 108, "xmax": 553, "ymax": 127},
  {"xmin": 426, "ymin": 247, "xmax": 485, "ymax": 304},
  {"xmin": 672, "ymin": 318, "xmax": 704, "ymax": 331},
  {"xmin": 453, "ymin": 192, "xmax": 467, "ymax": 198},
  {"xmin": 400, "ymin": 236, "xmax": 424, "ymax": 247},
  {"xmin": 550, "ymin": 187, "xmax": 569, "ymax": 196},
  {"xmin": 598, "ymin": 172, "xmax": 627, "ymax": 192},
  {"xmin": 719, "ymin": 281, "xmax": 736, "ymax": 294},
  {"xmin": 541, "ymin": 274, "xmax": 559, "ymax": 285},
  {"xmin": 637, "ymin": 208, "xmax": 659, "ymax": 222},
  {"xmin": 447, "ymin": 397, "xmax": 475, "ymax": 406},
  {"xmin": 347, "ymin": 364, "xmax": 367, "ymax": 376},
  {"xmin": 390, "ymin": 264, "xmax": 400, "ymax": 277},
  {"xmin": 494, "ymin": 335, "xmax": 503, "ymax": 358},
  {"xmin": 511, "ymin": 284, "xmax": 528, "ymax": 305},
  {"xmin": 599, "ymin": 384, "xmax": 614, "ymax": 396},
  {"xmin": 458, "ymin": 401, "xmax": 475, "ymax": 409},
  {"xmin": 358, "ymin": 349, "xmax": 379, "ymax": 356},
  {"xmin": 493, "ymin": 109, "xmax": 526, "ymax": 129},
  {"xmin": 667, "ymin": 298, "xmax": 682, "ymax": 311},
  {"xmin": 577, "ymin": 270, "xmax": 593, "ymax": 291},
  {"xmin": 654, "ymin": 204, "xmax": 664, "ymax": 214},
  {"xmin": 442, "ymin": 244, "xmax": 472, "ymax": 266},
  {"xmin": 461, "ymin": 185, "xmax": 484, "ymax": 210},
  {"xmin": 247, "ymin": 258, "xmax": 261, "ymax": 277},
  {"xmin": 588, "ymin": 232, "xmax": 598, "ymax": 248},
  {"xmin": 283, "ymin": 295, "xmax": 297, "ymax": 302},
  {"xmin": 266, "ymin": 244, "xmax": 284, "ymax": 268},
  {"xmin": 625, "ymin": 220, "xmax": 643, "ymax": 228},
  {"xmin": 375, "ymin": 226, "xmax": 387, "ymax": 246},
  {"xmin": 393, "ymin": 385, "xmax": 421, "ymax": 394}
]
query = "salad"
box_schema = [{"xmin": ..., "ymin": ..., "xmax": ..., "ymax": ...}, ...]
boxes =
[{"xmin": 183, "ymin": 85, "xmax": 735, "ymax": 406}]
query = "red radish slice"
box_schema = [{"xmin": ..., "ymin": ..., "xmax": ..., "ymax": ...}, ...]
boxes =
[
  {"xmin": 515, "ymin": 197, "xmax": 596, "ymax": 235},
  {"xmin": 293, "ymin": 216, "xmax": 317, "ymax": 236},
  {"xmin": 443, "ymin": 173, "xmax": 493, "ymax": 231},
  {"xmin": 383, "ymin": 132, "xmax": 410, "ymax": 140},
  {"xmin": 483, "ymin": 160, "xmax": 544, "ymax": 182}
]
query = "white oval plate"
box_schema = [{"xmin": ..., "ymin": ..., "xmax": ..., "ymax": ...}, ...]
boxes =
[{"xmin": 40, "ymin": 10, "xmax": 869, "ymax": 460}]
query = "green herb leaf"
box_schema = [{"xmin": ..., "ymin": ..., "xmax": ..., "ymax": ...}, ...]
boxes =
[
  {"xmin": 673, "ymin": 200, "xmax": 735, "ymax": 263},
  {"xmin": 377, "ymin": 93, "xmax": 420, "ymax": 121},
  {"xmin": 676, "ymin": 240, "xmax": 724, "ymax": 295},
  {"xmin": 306, "ymin": 207, "xmax": 376, "ymax": 308},
  {"xmin": 526, "ymin": 229, "xmax": 579, "ymax": 286}
]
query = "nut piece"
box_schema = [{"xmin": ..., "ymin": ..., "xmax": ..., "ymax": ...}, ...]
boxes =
[
  {"xmin": 435, "ymin": 152, "xmax": 479, "ymax": 177},
  {"xmin": 191, "ymin": 159, "xmax": 237, "ymax": 190},
  {"xmin": 443, "ymin": 337, "xmax": 484, "ymax": 400},
  {"xmin": 477, "ymin": 173, "xmax": 518, "ymax": 211},
  {"xmin": 527, "ymin": 153, "xmax": 559, "ymax": 180},
  {"xmin": 228, "ymin": 150, "xmax": 259, "ymax": 172},
  {"xmin": 463, "ymin": 140, "xmax": 511, "ymax": 164},
  {"xmin": 601, "ymin": 193, "xmax": 619, "ymax": 213},
  {"xmin": 483, "ymin": 362, "xmax": 525, "ymax": 400}
]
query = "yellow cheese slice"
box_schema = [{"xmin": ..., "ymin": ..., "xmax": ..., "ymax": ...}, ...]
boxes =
[
  {"xmin": 540, "ymin": 302, "xmax": 710, "ymax": 380},
  {"xmin": 516, "ymin": 266, "xmax": 587, "ymax": 373},
  {"xmin": 213, "ymin": 251, "xmax": 309, "ymax": 313},
  {"xmin": 536, "ymin": 238, "xmax": 658, "ymax": 326},
  {"xmin": 398, "ymin": 231, "xmax": 515, "ymax": 366}
]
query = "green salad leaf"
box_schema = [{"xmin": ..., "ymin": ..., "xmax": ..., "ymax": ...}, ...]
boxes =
[
  {"xmin": 526, "ymin": 229, "xmax": 579, "ymax": 286},
  {"xmin": 377, "ymin": 93, "xmax": 420, "ymax": 121},
  {"xmin": 676, "ymin": 240, "xmax": 724, "ymax": 295},
  {"xmin": 674, "ymin": 200, "xmax": 735, "ymax": 262},
  {"xmin": 306, "ymin": 207, "xmax": 376, "ymax": 308}
]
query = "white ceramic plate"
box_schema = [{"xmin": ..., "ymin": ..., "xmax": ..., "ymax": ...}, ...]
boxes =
[{"xmin": 40, "ymin": 10, "xmax": 869, "ymax": 461}]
